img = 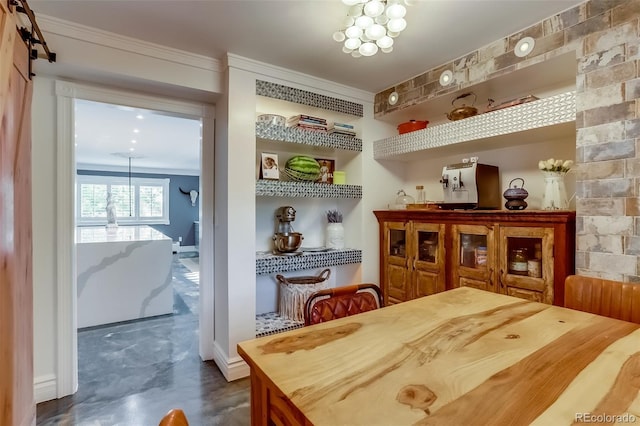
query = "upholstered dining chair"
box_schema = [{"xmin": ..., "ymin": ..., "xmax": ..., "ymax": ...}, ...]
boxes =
[
  {"xmin": 159, "ymin": 408, "xmax": 189, "ymax": 426},
  {"xmin": 304, "ymin": 283, "xmax": 383, "ymax": 326},
  {"xmin": 564, "ymin": 275, "xmax": 640, "ymax": 324}
]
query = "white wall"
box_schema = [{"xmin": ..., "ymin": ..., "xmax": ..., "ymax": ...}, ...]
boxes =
[
  {"xmin": 402, "ymin": 137, "xmax": 576, "ymax": 210},
  {"xmin": 31, "ymin": 16, "xmax": 224, "ymax": 402},
  {"xmin": 31, "ymin": 77, "xmax": 59, "ymax": 400}
]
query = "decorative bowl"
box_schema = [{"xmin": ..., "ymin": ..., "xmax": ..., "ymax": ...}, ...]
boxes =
[
  {"xmin": 257, "ymin": 114, "xmax": 286, "ymax": 127},
  {"xmin": 398, "ymin": 120, "xmax": 429, "ymax": 134}
]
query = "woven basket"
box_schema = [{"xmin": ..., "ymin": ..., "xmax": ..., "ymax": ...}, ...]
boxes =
[
  {"xmin": 276, "ymin": 269, "xmax": 331, "ymax": 322},
  {"xmin": 282, "ymin": 167, "xmax": 320, "ymax": 182}
]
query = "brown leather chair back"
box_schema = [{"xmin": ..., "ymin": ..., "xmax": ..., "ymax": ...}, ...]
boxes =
[
  {"xmin": 159, "ymin": 409, "xmax": 189, "ymax": 426},
  {"xmin": 304, "ymin": 283, "xmax": 383, "ymax": 326},
  {"xmin": 564, "ymin": 275, "xmax": 640, "ymax": 324}
]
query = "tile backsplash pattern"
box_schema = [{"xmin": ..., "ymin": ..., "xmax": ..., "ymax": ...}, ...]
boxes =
[
  {"xmin": 375, "ymin": 0, "xmax": 640, "ymax": 281},
  {"xmin": 256, "ymin": 249, "xmax": 362, "ymax": 275},
  {"xmin": 257, "ymin": 80, "xmax": 363, "ymax": 117},
  {"xmin": 256, "ymin": 122, "xmax": 362, "ymax": 152},
  {"xmin": 373, "ymin": 91, "xmax": 576, "ymax": 159}
]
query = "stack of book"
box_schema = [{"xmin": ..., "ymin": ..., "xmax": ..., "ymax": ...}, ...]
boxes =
[
  {"xmin": 287, "ymin": 115, "xmax": 327, "ymax": 132},
  {"xmin": 328, "ymin": 122, "xmax": 356, "ymax": 137}
]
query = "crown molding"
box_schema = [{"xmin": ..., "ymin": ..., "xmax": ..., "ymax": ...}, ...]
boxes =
[
  {"xmin": 77, "ymin": 163, "xmax": 200, "ymax": 177},
  {"xmin": 37, "ymin": 15, "xmax": 223, "ymax": 73},
  {"xmin": 226, "ymin": 53, "xmax": 374, "ymax": 104}
]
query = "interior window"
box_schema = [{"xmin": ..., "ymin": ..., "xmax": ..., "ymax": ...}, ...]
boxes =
[{"xmin": 76, "ymin": 175, "xmax": 170, "ymax": 225}]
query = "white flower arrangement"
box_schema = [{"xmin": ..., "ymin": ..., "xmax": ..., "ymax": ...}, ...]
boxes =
[{"xmin": 538, "ymin": 158, "xmax": 573, "ymax": 173}]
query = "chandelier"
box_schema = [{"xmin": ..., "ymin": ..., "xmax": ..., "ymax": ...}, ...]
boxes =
[{"xmin": 333, "ymin": 0, "xmax": 410, "ymax": 58}]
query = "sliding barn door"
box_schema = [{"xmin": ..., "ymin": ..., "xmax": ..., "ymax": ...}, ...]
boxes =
[{"xmin": 0, "ymin": 2, "xmax": 35, "ymax": 425}]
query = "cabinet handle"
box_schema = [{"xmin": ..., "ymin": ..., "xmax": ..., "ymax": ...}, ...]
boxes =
[
  {"xmin": 489, "ymin": 267, "xmax": 493, "ymax": 286},
  {"xmin": 499, "ymin": 269, "xmax": 504, "ymax": 288},
  {"xmin": 413, "ymin": 257, "xmax": 416, "ymax": 269}
]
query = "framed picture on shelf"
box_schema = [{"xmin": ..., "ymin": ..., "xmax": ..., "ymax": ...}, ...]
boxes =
[
  {"xmin": 260, "ymin": 153, "xmax": 280, "ymax": 180},
  {"xmin": 315, "ymin": 158, "xmax": 335, "ymax": 184}
]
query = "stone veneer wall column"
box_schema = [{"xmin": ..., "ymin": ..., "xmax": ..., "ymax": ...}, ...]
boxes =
[
  {"xmin": 575, "ymin": 2, "xmax": 640, "ymax": 280},
  {"xmin": 374, "ymin": 0, "xmax": 640, "ymax": 281}
]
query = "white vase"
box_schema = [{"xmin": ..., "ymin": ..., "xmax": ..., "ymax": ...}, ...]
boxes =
[
  {"xmin": 326, "ymin": 223, "xmax": 345, "ymax": 249},
  {"xmin": 541, "ymin": 171, "xmax": 568, "ymax": 210}
]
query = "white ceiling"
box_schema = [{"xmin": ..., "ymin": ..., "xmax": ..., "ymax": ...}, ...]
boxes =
[
  {"xmin": 29, "ymin": 0, "xmax": 585, "ymax": 173},
  {"xmin": 74, "ymin": 99, "xmax": 202, "ymax": 175}
]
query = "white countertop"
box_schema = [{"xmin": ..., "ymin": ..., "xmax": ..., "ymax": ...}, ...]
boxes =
[{"xmin": 76, "ymin": 225, "xmax": 172, "ymax": 244}]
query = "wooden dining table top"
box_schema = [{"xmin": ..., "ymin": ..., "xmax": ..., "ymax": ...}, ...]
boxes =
[{"xmin": 237, "ymin": 287, "xmax": 640, "ymax": 425}]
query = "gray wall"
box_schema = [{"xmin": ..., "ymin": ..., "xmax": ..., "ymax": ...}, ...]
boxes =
[{"xmin": 77, "ymin": 170, "xmax": 200, "ymax": 246}]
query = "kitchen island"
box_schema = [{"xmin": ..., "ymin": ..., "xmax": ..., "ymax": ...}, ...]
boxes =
[
  {"xmin": 76, "ymin": 225, "xmax": 173, "ymax": 328},
  {"xmin": 238, "ymin": 287, "xmax": 640, "ymax": 425}
]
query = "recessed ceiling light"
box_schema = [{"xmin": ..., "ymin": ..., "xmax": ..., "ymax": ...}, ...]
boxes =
[
  {"xmin": 131, "ymin": 140, "xmax": 137, "ymax": 144},
  {"xmin": 388, "ymin": 91, "xmax": 399, "ymax": 105},
  {"xmin": 439, "ymin": 70, "xmax": 453, "ymax": 86},
  {"xmin": 136, "ymin": 114, "xmax": 144, "ymax": 120},
  {"xmin": 514, "ymin": 37, "xmax": 535, "ymax": 57},
  {"xmin": 129, "ymin": 147, "xmax": 135, "ymax": 152},
  {"xmin": 133, "ymin": 129, "xmax": 139, "ymax": 133}
]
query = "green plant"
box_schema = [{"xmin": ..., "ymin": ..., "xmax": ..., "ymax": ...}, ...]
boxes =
[{"xmin": 326, "ymin": 209, "xmax": 343, "ymax": 223}]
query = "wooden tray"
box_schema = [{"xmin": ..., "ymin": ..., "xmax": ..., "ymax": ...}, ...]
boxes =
[
  {"xmin": 406, "ymin": 203, "xmax": 440, "ymax": 210},
  {"xmin": 485, "ymin": 95, "xmax": 539, "ymax": 113}
]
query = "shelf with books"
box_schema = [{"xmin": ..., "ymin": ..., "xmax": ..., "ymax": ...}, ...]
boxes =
[{"xmin": 256, "ymin": 122, "xmax": 362, "ymax": 152}]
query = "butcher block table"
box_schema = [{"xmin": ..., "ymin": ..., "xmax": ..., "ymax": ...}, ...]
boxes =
[{"xmin": 237, "ymin": 287, "xmax": 640, "ymax": 426}]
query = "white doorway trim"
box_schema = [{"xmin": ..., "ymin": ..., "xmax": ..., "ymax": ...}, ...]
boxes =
[{"xmin": 54, "ymin": 80, "xmax": 215, "ymax": 397}]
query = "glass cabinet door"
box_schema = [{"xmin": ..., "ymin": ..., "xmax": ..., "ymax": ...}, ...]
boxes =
[
  {"xmin": 387, "ymin": 225, "xmax": 407, "ymax": 260},
  {"xmin": 383, "ymin": 221, "xmax": 410, "ymax": 304},
  {"xmin": 459, "ymin": 233, "xmax": 489, "ymax": 269},
  {"xmin": 411, "ymin": 222, "xmax": 446, "ymax": 298},
  {"xmin": 499, "ymin": 226, "xmax": 554, "ymax": 304},
  {"xmin": 452, "ymin": 224, "xmax": 495, "ymax": 291},
  {"xmin": 416, "ymin": 229, "xmax": 438, "ymax": 264}
]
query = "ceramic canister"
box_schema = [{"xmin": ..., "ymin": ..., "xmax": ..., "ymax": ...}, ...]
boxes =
[
  {"xmin": 333, "ymin": 171, "xmax": 346, "ymax": 185},
  {"xmin": 527, "ymin": 259, "xmax": 542, "ymax": 278}
]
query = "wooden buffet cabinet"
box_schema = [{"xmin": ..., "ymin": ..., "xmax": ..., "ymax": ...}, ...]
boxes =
[{"xmin": 374, "ymin": 210, "xmax": 575, "ymax": 306}]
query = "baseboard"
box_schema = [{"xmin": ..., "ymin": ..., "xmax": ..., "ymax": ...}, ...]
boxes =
[
  {"xmin": 173, "ymin": 244, "xmax": 197, "ymax": 254},
  {"xmin": 212, "ymin": 341, "xmax": 250, "ymax": 382},
  {"xmin": 34, "ymin": 374, "xmax": 58, "ymax": 403}
]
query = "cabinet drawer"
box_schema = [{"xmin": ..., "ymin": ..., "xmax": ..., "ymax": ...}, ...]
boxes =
[
  {"xmin": 459, "ymin": 277, "xmax": 491, "ymax": 292},
  {"xmin": 387, "ymin": 264, "xmax": 409, "ymax": 301},
  {"xmin": 506, "ymin": 287, "xmax": 543, "ymax": 303},
  {"xmin": 414, "ymin": 270, "xmax": 443, "ymax": 298}
]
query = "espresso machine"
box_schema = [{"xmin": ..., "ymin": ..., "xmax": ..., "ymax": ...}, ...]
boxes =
[
  {"xmin": 272, "ymin": 206, "xmax": 304, "ymax": 255},
  {"xmin": 439, "ymin": 162, "xmax": 500, "ymax": 209}
]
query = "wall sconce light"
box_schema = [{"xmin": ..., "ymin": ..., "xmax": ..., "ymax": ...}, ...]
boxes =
[
  {"xmin": 514, "ymin": 37, "xmax": 535, "ymax": 57},
  {"xmin": 179, "ymin": 187, "xmax": 199, "ymax": 206},
  {"xmin": 439, "ymin": 70, "xmax": 453, "ymax": 87},
  {"xmin": 388, "ymin": 91, "xmax": 399, "ymax": 105}
]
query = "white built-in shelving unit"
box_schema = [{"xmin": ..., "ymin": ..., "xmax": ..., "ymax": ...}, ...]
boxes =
[
  {"xmin": 374, "ymin": 91, "xmax": 576, "ymax": 161},
  {"xmin": 254, "ymin": 80, "xmax": 365, "ymax": 335}
]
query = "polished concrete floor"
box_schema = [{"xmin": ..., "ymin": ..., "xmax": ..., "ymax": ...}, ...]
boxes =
[{"xmin": 36, "ymin": 255, "xmax": 251, "ymax": 425}]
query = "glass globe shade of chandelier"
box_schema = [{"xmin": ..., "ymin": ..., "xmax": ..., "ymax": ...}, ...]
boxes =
[{"xmin": 333, "ymin": 0, "xmax": 409, "ymax": 58}]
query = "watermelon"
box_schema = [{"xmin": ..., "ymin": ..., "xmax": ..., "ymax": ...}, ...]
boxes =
[{"xmin": 285, "ymin": 156, "xmax": 321, "ymax": 180}]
